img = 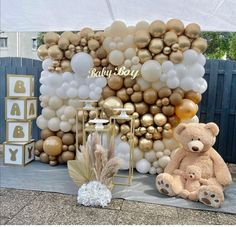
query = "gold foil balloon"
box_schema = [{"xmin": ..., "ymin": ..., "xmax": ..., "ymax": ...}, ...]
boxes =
[
  {"xmin": 169, "ymin": 50, "xmax": 183, "ymax": 64},
  {"xmin": 140, "ymin": 127, "xmax": 147, "ymax": 134},
  {"xmin": 117, "ymin": 88, "xmax": 129, "ymax": 102},
  {"xmin": 164, "ymin": 123, "xmax": 171, "ymax": 130},
  {"xmin": 175, "ymin": 99, "xmax": 198, "ymax": 119},
  {"xmin": 102, "ymin": 86, "xmax": 116, "ymax": 99},
  {"xmin": 126, "ymin": 88, "xmax": 134, "ymax": 95},
  {"xmin": 162, "ymin": 129, "xmax": 173, "ymax": 138},
  {"xmin": 164, "ymin": 31, "xmax": 178, "ymax": 46},
  {"xmin": 61, "ymin": 31, "xmax": 74, "ymax": 39},
  {"xmin": 124, "ymin": 77, "xmax": 136, "ymax": 88},
  {"xmin": 178, "ymin": 35, "xmax": 191, "ymax": 51},
  {"xmin": 88, "ymin": 39, "xmax": 100, "ymax": 51},
  {"xmin": 168, "ymin": 115, "xmax": 180, "ymax": 127},
  {"xmin": 134, "ymin": 119, "xmax": 141, "ymax": 128},
  {"xmin": 185, "ymin": 23, "xmax": 201, "ymax": 39},
  {"xmin": 163, "ymin": 47, "xmax": 171, "ymax": 55},
  {"xmin": 145, "ymin": 132, "xmax": 153, "ymax": 139},
  {"xmin": 148, "ymin": 38, "xmax": 163, "ymax": 54},
  {"xmin": 139, "ymin": 138, "xmax": 153, "ymax": 152},
  {"xmin": 37, "ymin": 44, "xmax": 48, "ymax": 60},
  {"xmin": 149, "ymin": 20, "xmax": 166, "ymax": 37},
  {"xmin": 150, "ymin": 105, "xmax": 161, "ymax": 115},
  {"xmin": 153, "ymin": 131, "xmax": 162, "ymax": 140},
  {"xmin": 137, "ymin": 49, "xmax": 152, "ymax": 64},
  {"xmin": 166, "ymin": 19, "xmax": 185, "ymax": 35},
  {"xmin": 171, "ymin": 43, "xmax": 179, "ymax": 52},
  {"xmin": 61, "ymin": 60, "xmax": 72, "ymax": 72},
  {"xmin": 158, "ymin": 87, "xmax": 172, "ymax": 98},
  {"xmin": 69, "ymin": 33, "xmax": 80, "ymax": 46},
  {"xmin": 162, "ymin": 105, "xmax": 175, "ymax": 117},
  {"xmin": 141, "ymin": 114, "xmax": 154, "ymax": 127},
  {"xmin": 147, "ymin": 126, "xmax": 155, "ymax": 134},
  {"xmin": 124, "ymin": 102, "xmax": 135, "ymax": 114},
  {"xmin": 43, "ymin": 136, "xmax": 62, "ymax": 156},
  {"xmin": 135, "ymin": 102, "xmax": 149, "ymax": 115},
  {"xmin": 184, "ymin": 91, "xmax": 202, "ymax": 104},
  {"xmin": 169, "ymin": 93, "xmax": 183, "ymax": 106},
  {"xmin": 174, "ymin": 88, "xmax": 185, "ymax": 98},
  {"xmin": 103, "ymin": 96, "xmax": 123, "ymax": 117},
  {"xmin": 131, "ymin": 91, "xmax": 143, "ymax": 103},
  {"xmin": 191, "ymin": 38, "xmax": 208, "ymax": 53},
  {"xmin": 48, "ymin": 45, "xmax": 63, "ymax": 60},
  {"xmin": 121, "ymin": 124, "xmax": 130, "ymax": 134},
  {"xmin": 153, "ymin": 53, "xmax": 168, "ymax": 64},
  {"xmin": 108, "ymin": 75, "xmax": 124, "ymax": 90},
  {"xmin": 143, "ymin": 88, "xmax": 158, "ymax": 104},
  {"xmin": 43, "ymin": 32, "xmax": 60, "ymax": 46},
  {"xmin": 134, "ymin": 30, "xmax": 151, "ymax": 48},
  {"xmin": 154, "ymin": 113, "xmax": 167, "ymax": 126}
]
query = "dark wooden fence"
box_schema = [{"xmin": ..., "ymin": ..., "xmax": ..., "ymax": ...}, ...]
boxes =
[{"xmin": 0, "ymin": 57, "xmax": 236, "ymax": 163}]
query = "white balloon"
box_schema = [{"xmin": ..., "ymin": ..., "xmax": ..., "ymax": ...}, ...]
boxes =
[
  {"xmin": 78, "ymin": 85, "xmax": 89, "ymax": 99},
  {"xmin": 156, "ymin": 151, "xmax": 164, "ymax": 159},
  {"xmin": 48, "ymin": 96, "xmax": 63, "ymax": 110},
  {"xmin": 48, "ymin": 117, "xmax": 60, "ymax": 131},
  {"xmin": 162, "ymin": 138, "xmax": 180, "ymax": 150},
  {"xmin": 56, "ymin": 88, "xmax": 67, "ymax": 99},
  {"xmin": 71, "ymin": 53, "xmax": 94, "ymax": 76},
  {"xmin": 144, "ymin": 150, "xmax": 157, "ymax": 163},
  {"xmin": 141, "ymin": 60, "xmax": 161, "ymax": 82},
  {"xmin": 68, "ymin": 118, "xmax": 76, "ymax": 125},
  {"xmin": 56, "ymin": 105, "xmax": 66, "ymax": 118},
  {"xmin": 183, "ymin": 49, "xmax": 198, "ymax": 65},
  {"xmin": 89, "ymin": 83, "xmax": 96, "ymax": 90},
  {"xmin": 68, "ymin": 99, "xmax": 83, "ymax": 108},
  {"xmin": 136, "ymin": 159, "xmax": 151, "ymax": 174},
  {"xmin": 60, "ymin": 121, "xmax": 72, "ymax": 132},
  {"xmin": 187, "ymin": 63, "xmax": 205, "ymax": 78},
  {"xmin": 95, "ymin": 87, "xmax": 102, "ymax": 94},
  {"xmin": 152, "ymin": 80, "xmax": 166, "ymax": 90},
  {"xmin": 124, "ymin": 59, "xmax": 132, "ymax": 68},
  {"xmin": 40, "ymin": 85, "xmax": 55, "ymax": 96},
  {"xmin": 158, "ymin": 156, "xmax": 171, "ymax": 168},
  {"xmin": 42, "ymin": 58, "xmax": 53, "ymax": 71},
  {"xmin": 167, "ymin": 69, "xmax": 177, "ymax": 79},
  {"xmin": 153, "ymin": 140, "xmax": 165, "ymax": 151},
  {"xmin": 42, "ymin": 107, "xmax": 56, "ymax": 120},
  {"xmin": 162, "ymin": 61, "xmax": 174, "ymax": 74},
  {"xmin": 66, "ymin": 88, "xmax": 78, "ymax": 98},
  {"xmin": 109, "ymin": 50, "xmax": 125, "ymax": 66},
  {"xmin": 198, "ymin": 53, "xmax": 206, "ymax": 66},
  {"xmin": 70, "ymin": 80, "xmax": 79, "ymax": 88},
  {"xmin": 109, "ymin": 42, "xmax": 117, "ymax": 50},
  {"xmin": 166, "ymin": 77, "xmax": 180, "ymax": 89},
  {"xmin": 174, "ymin": 64, "xmax": 187, "ymax": 77},
  {"xmin": 36, "ymin": 115, "xmax": 48, "ymax": 130},
  {"xmin": 115, "ymin": 142, "xmax": 130, "ymax": 155},
  {"xmin": 89, "ymin": 91, "xmax": 101, "ymax": 100},
  {"xmin": 149, "ymin": 166, "xmax": 157, "ymax": 175},
  {"xmin": 197, "ymin": 78, "xmax": 208, "ymax": 94},
  {"xmin": 64, "ymin": 106, "xmax": 76, "ymax": 119},
  {"xmin": 131, "ymin": 56, "xmax": 140, "ymax": 65},
  {"xmin": 95, "ymin": 77, "xmax": 107, "ymax": 88},
  {"xmin": 163, "ymin": 149, "xmax": 171, "ymax": 156},
  {"xmin": 180, "ymin": 77, "xmax": 194, "ymax": 91},
  {"xmin": 133, "ymin": 148, "xmax": 144, "ymax": 162},
  {"xmin": 124, "ymin": 48, "xmax": 136, "ymax": 59},
  {"xmin": 160, "ymin": 73, "xmax": 168, "ymax": 82}
]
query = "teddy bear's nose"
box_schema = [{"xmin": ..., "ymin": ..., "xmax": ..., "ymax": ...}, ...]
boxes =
[
  {"xmin": 192, "ymin": 146, "xmax": 199, "ymax": 151},
  {"xmin": 190, "ymin": 175, "xmax": 193, "ymax": 178}
]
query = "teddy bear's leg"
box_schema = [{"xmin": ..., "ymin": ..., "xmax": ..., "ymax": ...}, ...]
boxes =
[
  {"xmin": 198, "ymin": 185, "xmax": 224, "ymax": 208},
  {"xmin": 179, "ymin": 189, "xmax": 190, "ymax": 199},
  {"xmin": 156, "ymin": 173, "xmax": 184, "ymax": 196},
  {"xmin": 188, "ymin": 191, "xmax": 198, "ymax": 201}
]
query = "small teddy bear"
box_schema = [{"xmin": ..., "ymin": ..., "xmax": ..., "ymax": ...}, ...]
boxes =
[{"xmin": 174, "ymin": 165, "xmax": 208, "ymax": 200}]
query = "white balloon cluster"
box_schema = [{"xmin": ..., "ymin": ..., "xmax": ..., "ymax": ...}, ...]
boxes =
[{"xmin": 160, "ymin": 50, "xmax": 207, "ymax": 94}]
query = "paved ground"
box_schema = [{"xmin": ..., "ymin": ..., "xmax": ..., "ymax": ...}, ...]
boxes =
[{"xmin": 0, "ymin": 144, "xmax": 236, "ymax": 225}]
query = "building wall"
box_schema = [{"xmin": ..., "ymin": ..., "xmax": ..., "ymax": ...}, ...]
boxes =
[{"xmin": 0, "ymin": 32, "xmax": 39, "ymax": 60}]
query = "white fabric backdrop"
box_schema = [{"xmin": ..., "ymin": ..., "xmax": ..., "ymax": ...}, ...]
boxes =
[{"xmin": 1, "ymin": 0, "xmax": 236, "ymax": 32}]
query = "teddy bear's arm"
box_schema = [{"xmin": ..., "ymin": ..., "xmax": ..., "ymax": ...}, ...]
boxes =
[
  {"xmin": 210, "ymin": 148, "xmax": 232, "ymax": 186},
  {"xmin": 199, "ymin": 178, "xmax": 208, "ymax": 185},
  {"xmin": 164, "ymin": 148, "xmax": 186, "ymax": 174}
]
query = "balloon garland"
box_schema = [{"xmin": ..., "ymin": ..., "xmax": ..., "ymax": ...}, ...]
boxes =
[{"xmin": 36, "ymin": 19, "xmax": 207, "ymax": 173}]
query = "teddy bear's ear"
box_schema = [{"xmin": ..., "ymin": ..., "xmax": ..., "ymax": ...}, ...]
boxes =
[
  {"xmin": 205, "ymin": 122, "xmax": 219, "ymax": 136},
  {"xmin": 175, "ymin": 123, "xmax": 187, "ymax": 135}
]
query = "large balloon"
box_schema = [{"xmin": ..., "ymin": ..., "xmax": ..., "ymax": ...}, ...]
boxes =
[
  {"xmin": 43, "ymin": 136, "xmax": 62, "ymax": 156},
  {"xmin": 175, "ymin": 99, "xmax": 198, "ymax": 120},
  {"xmin": 71, "ymin": 53, "xmax": 94, "ymax": 76},
  {"xmin": 141, "ymin": 60, "xmax": 161, "ymax": 82}
]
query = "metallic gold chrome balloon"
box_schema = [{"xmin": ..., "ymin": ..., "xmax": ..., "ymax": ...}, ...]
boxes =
[
  {"xmin": 185, "ymin": 23, "xmax": 201, "ymax": 39},
  {"xmin": 121, "ymin": 124, "xmax": 130, "ymax": 135},
  {"xmin": 191, "ymin": 37, "xmax": 208, "ymax": 53},
  {"xmin": 150, "ymin": 105, "xmax": 161, "ymax": 115},
  {"xmin": 103, "ymin": 96, "xmax": 123, "ymax": 117},
  {"xmin": 162, "ymin": 129, "xmax": 173, "ymax": 138},
  {"xmin": 166, "ymin": 19, "xmax": 185, "ymax": 35},
  {"xmin": 149, "ymin": 20, "xmax": 166, "ymax": 37},
  {"xmin": 43, "ymin": 32, "xmax": 60, "ymax": 46},
  {"xmin": 153, "ymin": 53, "xmax": 168, "ymax": 64},
  {"xmin": 148, "ymin": 38, "xmax": 164, "ymax": 54},
  {"xmin": 145, "ymin": 132, "xmax": 153, "ymax": 139},
  {"xmin": 139, "ymin": 138, "xmax": 153, "ymax": 152},
  {"xmin": 169, "ymin": 50, "xmax": 183, "ymax": 64},
  {"xmin": 117, "ymin": 88, "xmax": 130, "ymax": 102},
  {"xmin": 162, "ymin": 105, "xmax": 175, "ymax": 117},
  {"xmin": 134, "ymin": 30, "xmax": 151, "ymax": 48},
  {"xmin": 135, "ymin": 102, "xmax": 149, "ymax": 115},
  {"xmin": 124, "ymin": 102, "xmax": 135, "ymax": 114},
  {"xmin": 141, "ymin": 114, "xmax": 154, "ymax": 127},
  {"xmin": 163, "ymin": 46, "xmax": 171, "ymax": 55},
  {"xmin": 154, "ymin": 113, "xmax": 167, "ymax": 126},
  {"xmin": 175, "ymin": 99, "xmax": 198, "ymax": 120},
  {"xmin": 108, "ymin": 75, "xmax": 124, "ymax": 90},
  {"xmin": 184, "ymin": 91, "xmax": 202, "ymax": 104},
  {"xmin": 37, "ymin": 44, "xmax": 48, "ymax": 60},
  {"xmin": 137, "ymin": 49, "xmax": 152, "ymax": 63},
  {"xmin": 178, "ymin": 35, "xmax": 191, "ymax": 51},
  {"xmin": 143, "ymin": 88, "xmax": 158, "ymax": 104},
  {"xmin": 164, "ymin": 31, "xmax": 178, "ymax": 46},
  {"xmin": 131, "ymin": 91, "xmax": 143, "ymax": 103}
]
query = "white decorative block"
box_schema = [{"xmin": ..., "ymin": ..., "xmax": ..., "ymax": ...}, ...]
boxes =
[
  {"xmin": 6, "ymin": 120, "xmax": 32, "ymax": 142},
  {"xmin": 5, "ymin": 97, "xmax": 37, "ymax": 120},
  {"xmin": 7, "ymin": 74, "xmax": 34, "ymax": 97},
  {"xmin": 3, "ymin": 140, "xmax": 35, "ymax": 166}
]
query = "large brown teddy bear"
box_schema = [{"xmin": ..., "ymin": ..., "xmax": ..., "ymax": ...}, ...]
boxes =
[{"xmin": 156, "ymin": 122, "xmax": 232, "ymax": 208}]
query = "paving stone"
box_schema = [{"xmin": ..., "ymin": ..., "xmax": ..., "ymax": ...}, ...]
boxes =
[
  {"xmin": 177, "ymin": 207, "xmax": 219, "ymax": 224},
  {"xmin": 121, "ymin": 200, "xmax": 178, "ymax": 218},
  {"xmin": 0, "ymin": 189, "xmax": 38, "ymax": 218},
  {"xmin": 0, "ymin": 216, "xmax": 10, "ymax": 225},
  {"xmin": 115, "ymin": 210, "xmax": 160, "ymax": 225},
  {"xmin": 50, "ymin": 205, "xmax": 119, "ymax": 225},
  {"xmin": 218, "ymin": 213, "xmax": 236, "ymax": 225},
  {"xmin": 157, "ymin": 216, "xmax": 208, "ymax": 225}
]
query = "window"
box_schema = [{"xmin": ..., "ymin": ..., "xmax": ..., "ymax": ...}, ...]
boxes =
[
  {"xmin": 32, "ymin": 38, "xmax": 37, "ymax": 50},
  {"xmin": 0, "ymin": 37, "xmax": 8, "ymax": 48}
]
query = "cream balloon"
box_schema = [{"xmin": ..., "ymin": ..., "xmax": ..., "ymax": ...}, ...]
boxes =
[
  {"xmin": 36, "ymin": 115, "xmax": 48, "ymax": 130},
  {"xmin": 47, "ymin": 117, "xmax": 60, "ymax": 131},
  {"xmin": 141, "ymin": 60, "xmax": 162, "ymax": 82},
  {"xmin": 109, "ymin": 50, "xmax": 125, "ymax": 66}
]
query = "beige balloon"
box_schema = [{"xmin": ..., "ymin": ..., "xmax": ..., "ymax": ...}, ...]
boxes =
[
  {"xmin": 148, "ymin": 38, "xmax": 164, "ymax": 54},
  {"xmin": 134, "ymin": 30, "xmax": 151, "ymax": 48},
  {"xmin": 149, "ymin": 20, "xmax": 166, "ymax": 37},
  {"xmin": 117, "ymin": 88, "xmax": 130, "ymax": 102},
  {"xmin": 137, "ymin": 49, "xmax": 152, "ymax": 64},
  {"xmin": 69, "ymin": 33, "xmax": 80, "ymax": 46},
  {"xmin": 166, "ymin": 19, "xmax": 185, "ymax": 35},
  {"xmin": 108, "ymin": 75, "xmax": 124, "ymax": 90},
  {"xmin": 80, "ymin": 27, "xmax": 93, "ymax": 38},
  {"xmin": 134, "ymin": 102, "xmax": 149, "ymax": 115},
  {"xmin": 96, "ymin": 47, "xmax": 107, "ymax": 59},
  {"xmin": 61, "ymin": 31, "xmax": 74, "ymax": 39},
  {"xmin": 88, "ymin": 39, "xmax": 100, "ymax": 51}
]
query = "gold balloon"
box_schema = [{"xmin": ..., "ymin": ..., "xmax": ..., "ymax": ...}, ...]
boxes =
[
  {"xmin": 154, "ymin": 113, "xmax": 167, "ymax": 126},
  {"xmin": 164, "ymin": 123, "xmax": 172, "ymax": 130},
  {"xmin": 153, "ymin": 53, "xmax": 168, "ymax": 64},
  {"xmin": 168, "ymin": 115, "xmax": 180, "ymax": 128},
  {"xmin": 162, "ymin": 105, "xmax": 175, "ymax": 117},
  {"xmin": 171, "ymin": 43, "xmax": 179, "ymax": 52},
  {"xmin": 164, "ymin": 31, "xmax": 178, "ymax": 46},
  {"xmin": 166, "ymin": 19, "xmax": 185, "ymax": 35},
  {"xmin": 174, "ymin": 88, "xmax": 185, "ymax": 98},
  {"xmin": 175, "ymin": 99, "xmax": 198, "ymax": 119},
  {"xmin": 37, "ymin": 44, "xmax": 48, "ymax": 60},
  {"xmin": 147, "ymin": 126, "xmax": 155, "ymax": 134},
  {"xmin": 121, "ymin": 135, "xmax": 128, "ymax": 141},
  {"xmin": 94, "ymin": 58, "xmax": 101, "ymax": 67},
  {"xmin": 133, "ymin": 84, "xmax": 141, "ymax": 92},
  {"xmin": 153, "ymin": 131, "xmax": 162, "ymax": 140},
  {"xmin": 157, "ymin": 127, "xmax": 163, "ymax": 132},
  {"xmin": 48, "ymin": 45, "xmax": 63, "ymax": 60},
  {"xmin": 169, "ymin": 93, "xmax": 183, "ymax": 106},
  {"xmin": 156, "ymin": 99, "xmax": 162, "ymax": 107},
  {"xmin": 62, "ymin": 133, "xmax": 75, "ymax": 145},
  {"xmin": 185, "ymin": 23, "xmax": 201, "ymax": 39},
  {"xmin": 145, "ymin": 132, "xmax": 153, "ymax": 139},
  {"xmin": 41, "ymin": 128, "xmax": 55, "ymax": 140},
  {"xmin": 150, "ymin": 105, "xmax": 161, "ymax": 115},
  {"xmin": 139, "ymin": 138, "xmax": 153, "ymax": 152},
  {"xmin": 61, "ymin": 31, "xmax": 74, "ymax": 39},
  {"xmin": 121, "ymin": 124, "xmax": 130, "ymax": 135},
  {"xmin": 43, "ymin": 136, "xmax": 62, "ymax": 156},
  {"xmin": 134, "ymin": 30, "xmax": 151, "ymax": 48},
  {"xmin": 117, "ymin": 88, "xmax": 130, "ymax": 102},
  {"xmin": 43, "ymin": 32, "xmax": 60, "ymax": 46},
  {"xmin": 80, "ymin": 27, "xmax": 93, "ymax": 38},
  {"xmin": 89, "ymin": 110, "xmax": 97, "ymax": 119},
  {"xmin": 132, "ymin": 112, "xmax": 139, "ymax": 119},
  {"xmin": 162, "ymin": 129, "xmax": 173, "ymax": 138},
  {"xmin": 149, "ymin": 20, "xmax": 166, "ymax": 37},
  {"xmin": 134, "ymin": 119, "xmax": 141, "ymax": 128},
  {"xmin": 126, "ymin": 88, "xmax": 134, "ymax": 95},
  {"xmin": 69, "ymin": 33, "xmax": 80, "ymax": 46},
  {"xmin": 141, "ymin": 114, "xmax": 154, "ymax": 127},
  {"xmin": 127, "ymin": 132, "xmax": 133, "ymax": 139},
  {"xmin": 191, "ymin": 38, "xmax": 208, "ymax": 53},
  {"xmin": 163, "ymin": 47, "xmax": 171, "ymax": 55},
  {"xmin": 35, "ymin": 140, "xmax": 44, "ymax": 152},
  {"xmin": 137, "ymin": 49, "xmax": 152, "ymax": 64},
  {"xmin": 96, "ymin": 47, "xmax": 107, "ymax": 59},
  {"xmin": 135, "ymin": 102, "xmax": 149, "ymax": 115},
  {"xmin": 131, "ymin": 91, "xmax": 143, "ymax": 103},
  {"xmin": 124, "ymin": 77, "xmax": 136, "ymax": 88},
  {"xmin": 178, "ymin": 35, "xmax": 191, "ymax": 51},
  {"xmin": 102, "ymin": 86, "xmax": 116, "ymax": 99},
  {"xmin": 62, "ymin": 151, "xmax": 75, "ymax": 162},
  {"xmin": 140, "ymin": 127, "xmax": 147, "ymax": 134},
  {"xmin": 114, "ymin": 124, "xmax": 120, "ymax": 135},
  {"xmin": 162, "ymin": 97, "xmax": 170, "ymax": 106},
  {"xmin": 158, "ymin": 87, "xmax": 172, "ymax": 98},
  {"xmin": 143, "ymin": 88, "xmax": 158, "ymax": 104},
  {"xmin": 108, "ymin": 75, "xmax": 124, "ymax": 90},
  {"xmin": 101, "ymin": 58, "xmax": 109, "ymax": 67},
  {"xmin": 148, "ymin": 38, "xmax": 163, "ymax": 54},
  {"xmin": 169, "ymin": 50, "xmax": 183, "ymax": 64},
  {"xmin": 88, "ymin": 39, "xmax": 100, "ymax": 51},
  {"xmin": 61, "ymin": 60, "xmax": 72, "ymax": 72},
  {"xmin": 124, "ymin": 102, "xmax": 135, "ymax": 114},
  {"xmin": 184, "ymin": 91, "xmax": 202, "ymax": 104},
  {"xmin": 103, "ymin": 96, "xmax": 123, "ymax": 117}
]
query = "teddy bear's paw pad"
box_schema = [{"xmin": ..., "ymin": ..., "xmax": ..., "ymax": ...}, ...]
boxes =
[
  {"xmin": 156, "ymin": 179, "xmax": 175, "ymax": 196},
  {"xmin": 198, "ymin": 190, "xmax": 222, "ymax": 208}
]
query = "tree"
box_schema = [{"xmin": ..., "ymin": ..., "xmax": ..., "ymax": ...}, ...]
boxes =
[{"xmin": 228, "ymin": 33, "xmax": 236, "ymax": 60}]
